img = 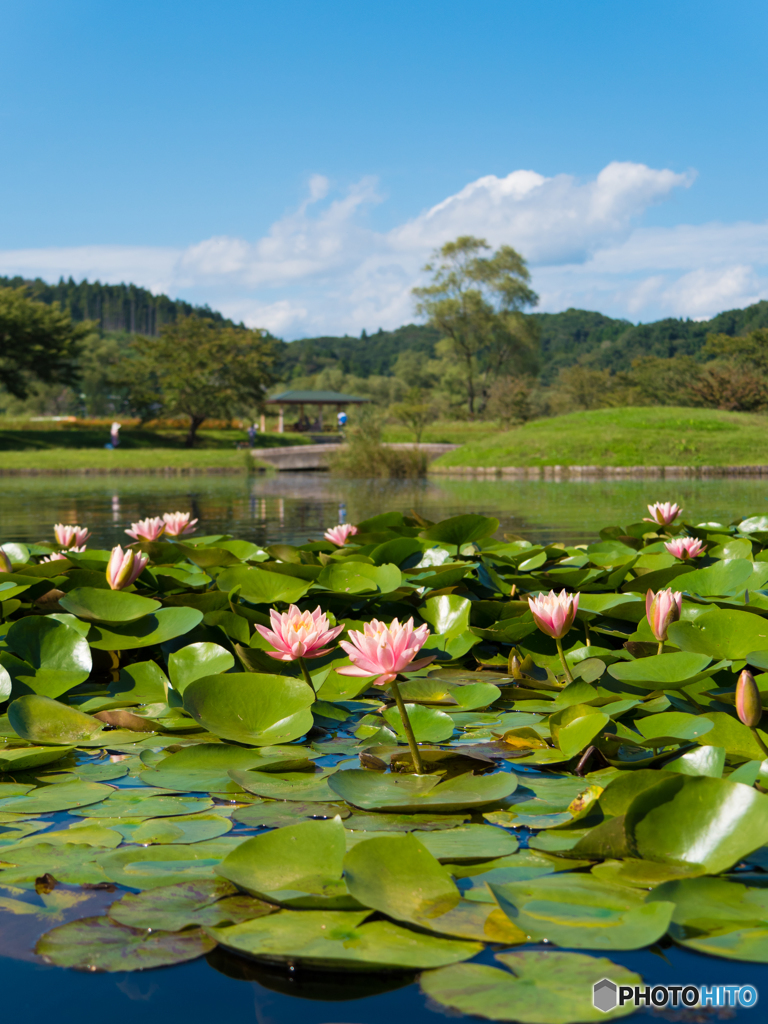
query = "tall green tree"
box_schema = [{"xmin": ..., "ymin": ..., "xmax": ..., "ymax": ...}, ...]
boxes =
[
  {"xmin": 0, "ymin": 286, "xmax": 92, "ymax": 398},
  {"xmin": 120, "ymin": 317, "xmax": 277, "ymax": 446},
  {"xmin": 413, "ymin": 236, "xmax": 539, "ymax": 418}
]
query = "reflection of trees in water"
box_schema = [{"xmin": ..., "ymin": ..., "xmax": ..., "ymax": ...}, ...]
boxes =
[{"xmin": 1, "ymin": 474, "xmax": 766, "ymax": 549}]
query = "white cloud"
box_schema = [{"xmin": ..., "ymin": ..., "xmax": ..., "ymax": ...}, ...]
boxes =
[{"xmin": 0, "ymin": 161, "xmax": 766, "ymax": 336}]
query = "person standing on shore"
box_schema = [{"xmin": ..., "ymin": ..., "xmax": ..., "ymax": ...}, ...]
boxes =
[{"xmin": 111, "ymin": 422, "xmax": 121, "ymax": 448}]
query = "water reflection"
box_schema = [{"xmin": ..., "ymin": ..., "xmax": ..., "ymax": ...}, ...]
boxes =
[{"xmin": 0, "ymin": 473, "xmax": 766, "ymax": 549}]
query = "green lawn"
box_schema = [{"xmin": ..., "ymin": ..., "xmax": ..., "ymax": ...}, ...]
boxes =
[
  {"xmin": 431, "ymin": 407, "xmax": 768, "ymax": 468},
  {"xmin": 0, "ymin": 448, "xmax": 259, "ymax": 473}
]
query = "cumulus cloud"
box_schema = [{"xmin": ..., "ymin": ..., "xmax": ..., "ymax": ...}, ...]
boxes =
[{"xmin": 0, "ymin": 161, "xmax": 766, "ymax": 335}]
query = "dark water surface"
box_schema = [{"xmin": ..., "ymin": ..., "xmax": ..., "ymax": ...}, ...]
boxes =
[
  {"xmin": 1, "ymin": 472, "xmax": 767, "ymax": 548},
  {"xmin": 2, "ymin": 472, "xmax": 768, "ymax": 1021}
]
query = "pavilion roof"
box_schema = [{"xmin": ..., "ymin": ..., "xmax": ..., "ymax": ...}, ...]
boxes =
[{"xmin": 265, "ymin": 389, "xmax": 370, "ymax": 404}]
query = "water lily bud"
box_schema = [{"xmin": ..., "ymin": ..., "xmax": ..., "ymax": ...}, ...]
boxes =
[
  {"xmin": 508, "ymin": 652, "xmax": 524, "ymax": 679},
  {"xmin": 645, "ymin": 588, "xmax": 682, "ymax": 642},
  {"xmin": 0, "ymin": 550, "xmax": 11, "ymax": 573},
  {"xmin": 736, "ymin": 669, "xmax": 763, "ymax": 728}
]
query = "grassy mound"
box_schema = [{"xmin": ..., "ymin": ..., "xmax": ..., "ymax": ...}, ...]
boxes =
[{"xmin": 432, "ymin": 407, "xmax": 768, "ymax": 468}]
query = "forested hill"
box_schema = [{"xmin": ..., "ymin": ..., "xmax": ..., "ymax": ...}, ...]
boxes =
[
  {"xmin": 280, "ymin": 301, "xmax": 768, "ymax": 382},
  {"xmin": 5, "ymin": 273, "xmax": 768, "ymax": 381},
  {"xmin": 0, "ymin": 276, "xmax": 237, "ymax": 335}
]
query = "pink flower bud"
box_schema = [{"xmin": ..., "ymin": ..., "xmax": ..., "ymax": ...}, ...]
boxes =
[
  {"xmin": 255, "ymin": 605, "xmax": 344, "ymax": 662},
  {"xmin": 324, "ymin": 524, "xmax": 358, "ymax": 546},
  {"xmin": 644, "ymin": 502, "xmax": 682, "ymax": 527},
  {"xmin": 645, "ymin": 588, "xmax": 682, "ymax": 642},
  {"xmin": 664, "ymin": 537, "xmax": 704, "ymax": 560},
  {"xmin": 338, "ymin": 617, "xmax": 434, "ymax": 686},
  {"xmin": 527, "ymin": 589, "xmax": 579, "ymax": 639},
  {"xmin": 736, "ymin": 669, "xmax": 763, "ymax": 728},
  {"xmin": 106, "ymin": 545, "xmax": 149, "ymax": 590}
]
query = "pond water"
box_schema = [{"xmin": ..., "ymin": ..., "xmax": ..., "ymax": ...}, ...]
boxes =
[
  {"xmin": 1, "ymin": 472, "xmax": 767, "ymax": 548},
  {"xmin": 2, "ymin": 470, "xmax": 768, "ymax": 1022}
]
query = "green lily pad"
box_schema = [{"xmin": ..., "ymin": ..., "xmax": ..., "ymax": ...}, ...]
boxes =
[
  {"xmin": 635, "ymin": 711, "xmax": 714, "ymax": 745},
  {"xmin": 99, "ymin": 840, "xmax": 239, "ymax": 889},
  {"xmin": 8, "ymin": 695, "xmax": 102, "ymax": 745},
  {"xmin": 420, "ymin": 595, "xmax": 471, "ymax": 636},
  {"xmin": 415, "ymin": 825, "xmax": 518, "ymax": 862},
  {"xmin": 0, "ymin": 781, "xmax": 114, "ymax": 814},
  {"xmin": 626, "ymin": 775, "xmax": 768, "ymax": 872},
  {"xmin": 0, "ymin": 745, "xmax": 75, "ymax": 772},
  {"xmin": 209, "ymin": 908, "xmax": 481, "ymax": 969},
  {"xmin": 108, "ymin": 879, "xmax": 274, "ymax": 931},
  {"xmin": 328, "ymin": 769, "xmax": 518, "ymax": 813},
  {"xmin": 233, "ymin": 801, "xmax": 350, "ymax": 828},
  {"xmin": 59, "ymin": 587, "xmax": 161, "ymax": 623},
  {"xmin": 382, "ymin": 704, "xmax": 455, "ymax": 743},
  {"xmin": 216, "ymin": 565, "xmax": 311, "ymax": 604},
  {"xmin": 75, "ymin": 789, "xmax": 213, "ymax": 819},
  {"xmin": 608, "ymin": 652, "xmax": 714, "ymax": 689},
  {"xmin": 217, "ymin": 817, "xmax": 356, "ymax": 908},
  {"xmin": 668, "ymin": 608, "xmax": 768, "ymax": 660},
  {"xmin": 228, "ymin": 769, "xmax": 338, "ymax": 802},
  {"xmin": 168, "ymin": 642, "xmax": 235, "ymax": 694},
  {"xmin": 4, "ymin": 617, "xmax": 92, "ymax": 698},
  {"xmin": 344, "ymin": 810, "xmax": 470, "ymax": 832},
  {"xmin": 420, "ymin": 514, "xmax": 499, "ymax": 548},
  {"xmin": 661, "ymin": 744, "xmax": 725, "ymax": 777},
  {"xmin": 420, "ymin": 951, "xmax": 642, "ymax": 1023},
  {"xmin": 183, "ymin": 673, "xmax": 314, "ymax": 745},
  {"xmin": 88, "ymin": 607, "xmax": 204, "ymax": 651},
  {"xmin": 0, "ymin": 843, "xmax": 112, "ymax": 885},
  {"xmin": 36, "ymin": 916, "xmax": 215, "ymax": 971},
  {"xmin": 693, "ymin": 712, "xmax": 768, "ymax": 760},
  {"xmin": 109, "ymin": 812, "xmax": 232, "ymax": 845},
  {"xmin": 490, "ymin": 874, "xmax": 674, "ymax": 949},
  {"xmin": 318, "ymin": 561, "xmax": 402, "ymax": 595},
  {"xmin": 679, "ymin": 558, "xmax": 755, "ymax": 597}
]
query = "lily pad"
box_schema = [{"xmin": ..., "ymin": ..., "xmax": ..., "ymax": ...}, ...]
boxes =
[
  {"xmin": 328, "ymin": 770, "xmax": 518, "ymax": 813},
  {"xmin": 216, "ymin": 565, "xmax": 311, "ymax": 604},
  {"xmin": 168, "ymin": 642, "xmax": 235, "ymax": 694},
  {"xmin": 233, "ymin": 801, "xmax": 350, "ymax": 828},
  {"xmin": 420, "ymin": 951, "xmax": 642, "ymax": 1023},
  {"xmin": 87, "ymin": 607, "xmax": 204, "ymax": 651},
  {"xmin": 99, "ymin": 840, "xmax": 239, "ymax": 889},
  {"xmin": 183, "ymin": 673, "xmax": 314, "ymax": 745},
  {"xmin": 75, "ymin": 789, "xmax": 213, "ymax": 819},
  {"xmin": 668, "ymin": 608, "xmax": 768, "ymax": 660},
  {"xmin": 109, "ymin": 812, "xmax": 232, "ymax": 845},
  {"xmin": 36, "ymin": 916, "xmax": 215, "ymax": 971},
  {"xmin": 8, "ymin": 695, "xmax": 102, "ymax": 745},
  {"xmin": 4, "ymin": 617, "xmax": 92, "ymax": 698},
  {"xmin": 108, "ymin": 879, "xmax": 274, "ymax": 931},
  {"xmin": 59, "ymin": 587, "xmax": 161, "ymax": 623},
  {"xmin": 0, "ymin": 781, "xmax": 114, "ymax": 814},
  {"xmin": 608, "ymin": 652, "xmax": 714, "ymax": 689},
  {"xmin": 0, "ymin": 745, "xmax": 75, "ymax": 772},
  {"xmin": 382, "ymin": 704, "xmax": 455, "ymax": 743},
  {"xmin": 228, "ymin": 769, "xmax": 338, "ymax": 802},
  {"xmin": 216, "ymin": 817, "xmax": 355, "ymax": 908},
  {"xmin": 210, "ymin": 908, "xmax": 481, "ymax": 969},
  {"xmin": 318, "ymin": 562, "xmax": 402, "ymax": 595}
]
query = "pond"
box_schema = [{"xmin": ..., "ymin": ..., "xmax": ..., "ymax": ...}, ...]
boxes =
[
  {"xmin": 1, "ymin": 472, "xmax": 766, "ymax": 549},
  {"xmin": 2, "ymin": 472, "xmax": 768, "ymax": 1023}
]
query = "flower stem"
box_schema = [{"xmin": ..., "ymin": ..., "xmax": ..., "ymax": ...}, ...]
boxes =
[
  {"xmin": 657, "ymin": 640, "xmax": 664, "ymax": 656},
  {"xmin": 298, "ymin": 657, "xmax": 315, "ymax": 694},
  {"xmin": 390, "ymin": 679, "xmax": 424, "ymax": 775},
  {"xmin": 555, "ymin": 637, "xmax": 574, "ymax": 684}
]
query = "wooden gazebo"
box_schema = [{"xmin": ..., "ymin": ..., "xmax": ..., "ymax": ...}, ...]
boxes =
[{"xmin": 264, "ymin": 389, "xmax": 370, "ymax": 433}]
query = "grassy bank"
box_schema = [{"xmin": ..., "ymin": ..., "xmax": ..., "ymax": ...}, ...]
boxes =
[
  {"xmin": 0, "ymin": 426, "xmax": 310, "ymax": 451},
  {"xmin": 380, "ymin": 420, "xmax": 499, "ymax": 445},
  {"xmin": 431, "ymin": 406, "xmax": 768, "ymax": 468},
  {"xmin": 0, "ymin": 448, "xmax": 257, "ymax": 473}
]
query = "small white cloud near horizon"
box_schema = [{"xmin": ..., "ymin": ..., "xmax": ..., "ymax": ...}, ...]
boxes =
[{"xmin": 0, "ymin": 161, "xmax": 766, "ymax": 336}]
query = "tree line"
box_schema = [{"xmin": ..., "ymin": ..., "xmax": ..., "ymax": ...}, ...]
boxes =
[{"xmin": 2, "ymin": 241, "xmax": 768, "ymax": 445}]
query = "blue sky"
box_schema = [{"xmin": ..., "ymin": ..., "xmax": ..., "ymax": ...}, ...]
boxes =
[{"xmin": 1, "ymin": 0, "xmax": 767, "ymax": 336}]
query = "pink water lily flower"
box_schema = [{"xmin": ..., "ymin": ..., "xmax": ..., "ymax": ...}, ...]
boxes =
[
  {"xmin": 324, "ymin": 524, "xmax": 358, "ymax": 546},
  {"xmin": 646, "ymin": 588, "xmax": 683, "ymax": 643},
  {"xmin": 106, "ymin": 545, "xmax": 149, "ymax": 590},
  {"xmin": 125, "ymin": 517, "xmax": 166, "ymax": 541},
  {"xmin": 53, "ymin": 523, "xmax": 91, "ymax": 548},
  {"xmin": 528, "ymin": 589, "xmax": 580, "ymax": 639},
  {"xmin": 162, "ymin": 511, "xmax": 198, "ymax": 536},
  {"xmin": 338, "ymin": 617, "xmax": 434, "ymax": 687},
  {"xmin": 255, "ymin": 605, "xmax": 344, "ymax": 661},
  {"xmin": 664, "ymin": 537, "xmax": 704, "ymax": 560},
  {"xmin": 644, "ymin": 502, "xmax": 682, "ymax": 527}
]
